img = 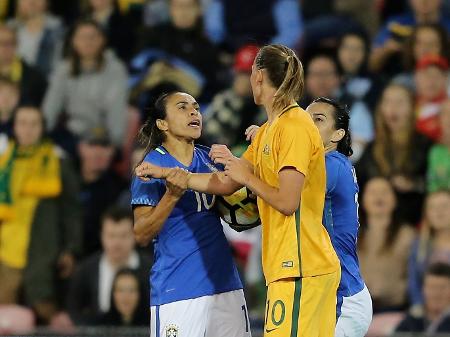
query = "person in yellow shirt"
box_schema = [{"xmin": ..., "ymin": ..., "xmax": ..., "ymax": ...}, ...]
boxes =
[{"xmin": 135, "ymin": 44, "xmax": 341, "ymax": 337}]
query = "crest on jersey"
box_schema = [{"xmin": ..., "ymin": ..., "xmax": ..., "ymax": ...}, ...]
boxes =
[
  {"xmin": 165, "ymin": 324, "xmax": 179, "ymax": 337},
  {"xmin": 263, "ymin": 144, "xmax": 270, "ymax": 155}
]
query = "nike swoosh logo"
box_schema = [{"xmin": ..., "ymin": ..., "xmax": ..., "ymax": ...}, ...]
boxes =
[{"xmin": 265, "ymin": 328, "xmax": 279, "ymax": 333}]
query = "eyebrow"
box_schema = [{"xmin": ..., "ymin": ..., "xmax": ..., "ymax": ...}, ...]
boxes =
[
  {"xmin": 313, "ymin": 113, "xmax": 327, "ymax": 118},
  {"xmin": 176, "ymin": 101, "xmax": 199, "ymax": 107}
]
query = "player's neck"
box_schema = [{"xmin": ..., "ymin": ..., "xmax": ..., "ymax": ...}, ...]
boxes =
[
  {"xmin": 262, "ymin": 87, "xmax": 277, "ymax": 123},
  {"xmin": 162, "ymin": 138, "xmax": 195, "ymax": 167},
  {"xmin": 324, "ymin": 143, "xmax": 337, "ymax": 154}
]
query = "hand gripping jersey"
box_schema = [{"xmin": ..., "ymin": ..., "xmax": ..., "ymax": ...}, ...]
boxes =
[{"xmin": 131, "ymin": 145, "xmax": 242, "ymax": 306}]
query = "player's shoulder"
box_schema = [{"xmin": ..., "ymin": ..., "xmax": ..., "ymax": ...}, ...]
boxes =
[
  {"xmin": 143, "ymin": 146, "xmax": 167, "ymax": 165},
  {"xmin": 325, "ymin": 151, "xmax": 356, "ymax": 189},
  {"xmin": 326, "ymin": 151, "xmax": 350, "ymax": 168},
  {"xmin": 278, "ymin": 106, "xmax": 321, "ymax": 144},
  {"xmin": 279, "ymin": 105, "xmax": 316, "ymax": 130}
]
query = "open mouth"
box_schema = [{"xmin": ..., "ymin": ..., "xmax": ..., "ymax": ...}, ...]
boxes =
[{"xmin": 188, "ymin": 120, "xmax": 201, "ymax": 128}]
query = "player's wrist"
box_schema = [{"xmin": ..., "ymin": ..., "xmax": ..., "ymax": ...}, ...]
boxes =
[{"xmin": 186, "ymin": 171, "xmax": 193, "ymax": 189}]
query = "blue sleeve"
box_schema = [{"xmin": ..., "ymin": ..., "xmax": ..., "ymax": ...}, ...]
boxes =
[
  {"xmin": 271, "ymin": 0, "xmax": 303, "ymax": 48},
  {"xmin": 349, "ymin": 101, "xmax": 374, "ymax": 142},
  {"xmin": 130, "ymin": 176, "xmax": 164, "ymax": 207},
  {"xmin": 130, "ymin": 153, "xmax": 165, "ymax": 207},
  {"xmin": 204, "ymin": 0, "xmax": 226, "ymax": 44},
  {"xmin": 408, "ymin": 239, "xmax": 424, "ymax": 306},
  {"xmin": 325, "ymin": 156, "xmax": 340, "ymax": 195}
]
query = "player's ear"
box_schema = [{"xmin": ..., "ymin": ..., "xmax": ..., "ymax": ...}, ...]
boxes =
[
  {"xmin": 256, "ymin": 69, "xmax": 264, "ymax": 84},
  {"xmin": 331, "ymin": 128, "xmax": 345, "ymax": 143},
  {"xmin": 156, "ymin": 119, "xmax": 168, "ymax": 131}
]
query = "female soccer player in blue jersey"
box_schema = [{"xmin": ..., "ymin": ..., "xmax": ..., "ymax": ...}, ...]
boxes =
[
  {"xmin": 131, "ymin": 92, "xmax": 251, "ymax": 337},
  {"xmin": 306, "ymin": 97, "xmax": 373, "ymax": 337}
]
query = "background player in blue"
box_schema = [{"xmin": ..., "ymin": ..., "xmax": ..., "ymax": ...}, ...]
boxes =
[
  {"xmin": 131, "ymin": 92, "xmax": 251, "ymax": 337},
  {"xmin": 307, "ymin": 97, "xmax": 373, "ymax": 337}
]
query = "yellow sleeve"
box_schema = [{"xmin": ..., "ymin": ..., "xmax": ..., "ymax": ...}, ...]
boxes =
[
  {"xmin": 242, "ymin": 141, "xmax": 254, "ymax": 164},
  {"xmin": 276, "ymin": 121, "xmax": 313, "ymax": 176}
]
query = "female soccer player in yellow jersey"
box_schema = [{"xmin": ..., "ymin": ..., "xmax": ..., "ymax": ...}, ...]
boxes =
[{"xmin": 135, "ymin": 44, "xmax": 341, "ymax": 337}]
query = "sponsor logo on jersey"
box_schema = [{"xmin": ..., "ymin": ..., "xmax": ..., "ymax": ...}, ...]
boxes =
[{"xmin": 282, "ymin": 261, "xmax": 293, "ymax": 268}]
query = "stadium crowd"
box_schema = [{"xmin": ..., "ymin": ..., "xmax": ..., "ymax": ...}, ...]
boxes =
[{"xmin": 0, "ymin": 0, "xmax": 449, "ymax": 336}]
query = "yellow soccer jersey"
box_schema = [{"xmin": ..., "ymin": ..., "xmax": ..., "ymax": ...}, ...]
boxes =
[{"xmin": 242, "ymin": 105, "xmax": 340, "ymax": 284}]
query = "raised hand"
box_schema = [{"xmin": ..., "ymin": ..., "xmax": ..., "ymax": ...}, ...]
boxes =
[
  {"xmin": 224, "ymin": 157, "xmax": 251, "ymax": 185},
  {"xmin": 209, "ymin": 144, "xmax": 235, "ymax": 165},
  {"xmin": 245, "ymin": 125, "xmax": 260, "ymax": 142}
]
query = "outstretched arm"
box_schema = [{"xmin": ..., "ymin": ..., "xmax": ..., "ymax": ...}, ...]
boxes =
[
  {"xmin": 135, "ymin": 162, "xmax": 243, "ymax": 196},
  {"xmin": 223, "ymin": 157, "xmax": 304, "ymax": 216}
]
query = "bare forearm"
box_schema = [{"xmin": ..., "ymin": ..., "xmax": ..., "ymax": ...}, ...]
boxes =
[
  {"xmin": 134, "ymin": 193, "xmax": 179, "ymax": 245},
  {"xmin": 244, "ymin": 174, "xmax": 299, "ymax": 216},
  {"xmin": 187, "ymin": 172, "xmax": 242, "ymax": 196}
]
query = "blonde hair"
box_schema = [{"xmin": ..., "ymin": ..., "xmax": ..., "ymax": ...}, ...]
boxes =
[{"xmin": 255, "ymin": 44, "xmax": 304, "ymax": 113}]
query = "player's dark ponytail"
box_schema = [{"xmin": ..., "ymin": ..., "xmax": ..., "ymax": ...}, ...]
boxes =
[
  {"xmin": 313, "ymin": 97, "xmax": 353, "ymax": 157},
  {"xmin": 138, "ymin": 92, "xmax": 176, "ymax": 156}
]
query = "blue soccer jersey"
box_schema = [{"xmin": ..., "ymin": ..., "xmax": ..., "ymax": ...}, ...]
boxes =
[
  {"xmin": 323, "ymin": 151, "xmax": 365, "ymax": 317},
  {"xmin": 131, "ymin": 145, "xmax": 242, "ymax": 306}
]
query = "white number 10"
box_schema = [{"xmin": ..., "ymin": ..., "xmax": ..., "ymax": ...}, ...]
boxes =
[{"xmin": 194, "ymin": 192, "xmax": 215, "ymax": 212}]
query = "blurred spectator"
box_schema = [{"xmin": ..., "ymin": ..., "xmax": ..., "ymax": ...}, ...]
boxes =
[
  {"xmin": 337, "ymin": 31, "xmax": 383, "ymax": 111},
  {"xmin": 67, "ymin": 207, "xmax": 151, "ymax": 325},
  {"xmin": 427, "ymin": 100, "xmax": 450, "ymax": 191},
  {"xmin": 301, "ymin": 0, "xmax": 333, "ymax": 21},
  {"xmin": 300, "ymin": 53, "xmax": 374, "ymax": 162},
  {"xmin": 408, "ymin": 191, "xmax": 450, "ymax": 310},
  {"xmin": 96, "ymin": 268, "xmax": 149, "ymax": 326},
  {"xmin": 78, "ymin": 127, "xmax": 126, "ymax": 255},
  {"xmin": 138, "ymin": 0, "xmax": 223, "ymax": 102},
  {"xmin": 356, "ymin": 83, "xmax": 432, "ymax": 224},
  {"xmin": 84, "ymin": 0, "xmax": 135, "ymax": 62},
  {"xmin": 7, "ymin": 0, "xmax": 64, "ymax": 77},
  {"xmin": 414, "ymin": 54, "xmax": 448, "ymax": 142},
  {"xmin": 0, "ymin": 106, "xmax": 82, "ymax": 323},
  {"xmin": 204, "ymin": 0, "xmax": 303, "ymax": 50},
  {"xmin": 396, "ymin": 262, "xmax": 450, "ymax": 333},
  {"xmin": 201, "ymin": 44, "xmax": 263, "ymax": 151},
  {"xmin": 379, "ymin": 0, "xmax": 409, "ymax": 23},
  {"xmin": 370, "ymin": 0, "xmax": 450, "ymax": 76},
  {"xmin": 299, "ymin": 1, "xmax": 370, "ymax": 52},
  {"xmin": 0, "ymin": 25, "xmax": 47, "ymax": 106},
  {"xmin": 358, "ymin": 177, "xmax": 415, "ymax": 312},
  {"xmin": 42, "ymin": 19, "xmax": 128, "ymax": 149},
  {"xmin": 0, "ymin": 77, "xmax": 19, "ymax": 136},
  {"xmin": 394, "ymin": 23, "xmax": 450, "ymax": 89},
  {"xmin": 47, "ymin": 0, "xmax": 81, "ymax": 26},
  {"xmin": 142, "ymin": 0, "xmax": 169, "ymax": 27}
]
